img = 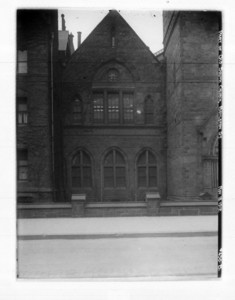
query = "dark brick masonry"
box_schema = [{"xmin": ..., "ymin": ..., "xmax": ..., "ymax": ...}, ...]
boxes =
[{"xmin": 17, "ymin": 10, "xmax": 220, "ymax": 217}]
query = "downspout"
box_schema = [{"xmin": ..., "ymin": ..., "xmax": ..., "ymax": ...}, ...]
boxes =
[{"xmin": 50, "ymin": 32, "xmax": 56, "ymax": 202}]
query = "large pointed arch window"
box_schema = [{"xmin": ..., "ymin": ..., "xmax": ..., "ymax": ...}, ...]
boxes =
[
  {"xmin": 104, "ymin": 149, "xmax": 126, "ymax": 188},
  {"xmin": 72, "ymin": 150, "xmax": 92, "ymax": 188},
  {"xmin": 137, "ymin": 150, "xmax": 157, "ymax": 187}
]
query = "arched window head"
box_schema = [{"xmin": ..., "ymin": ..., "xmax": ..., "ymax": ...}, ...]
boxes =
[
  {"xmin": 73, "ymin": 96, "xmax": 82, "ymax": 123},
  {"xmin": 137, "ymin": 150, "xmax": 157, "ymax": 188},
  {"xmin": 72, "ymin": 150, "xmax": 92, "ymax": 187},
  {"xmin": 144, "ymin": 96, "xmax": 154, "ymax": 124},
  {"xmin": 104, "ymin": 149, "xmax": 126, "ymax": 188}
]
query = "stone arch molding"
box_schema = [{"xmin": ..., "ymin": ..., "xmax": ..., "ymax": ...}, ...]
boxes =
[{"xmin": 92, "ymin": 60, "xmax": 137, "ymax": 88}]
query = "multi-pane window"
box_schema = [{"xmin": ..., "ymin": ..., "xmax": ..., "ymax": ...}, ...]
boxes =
[
  {"xmin": 17, "ymin": 97, "xmax": 28, "ymax": 124},
  {"xmin": 144, "ymin": 96, "xmax": 154, "ymax": 124},
  {"xmin": 72, "ymin": 150, "xmax": 92, "ymax": 188},
  {"xmin": 108, "ymin": 93, "xmax": 120, "ymax": 123},
  {"xmin": 17, "ymin": 50, "xmax": 28, "ymax": 74},
  {"xmin": 137, "ymin": 150, "xmax": 157, "ymax": 187},
  {"xmin": 92, "ymin": 91, "xmax": 134, "ymax": 124},
  {"xmin": 123, "ymin": 93, "xmax": 134, "ymax": 123},
  {"xmin": 104, "ymin": 149, "xmax": 126, "ymax": 188},
  {"xmin": 17, "ymin": 149, "xmax": 28, "ymax": 181},
  {"xmin": 93, "ymin": 93, "xmax": 104, "ymax": 123},
  {"xmin": 73, "ymin": 98, "xmax": 82, "ymax": 123}
]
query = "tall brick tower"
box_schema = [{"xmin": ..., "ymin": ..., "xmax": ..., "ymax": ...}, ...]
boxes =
[{"xmin": 163, "ymin": 11, "xmax": 221, "ymax": 203}]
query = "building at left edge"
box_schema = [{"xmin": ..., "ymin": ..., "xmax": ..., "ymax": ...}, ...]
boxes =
[
  {"xmin": 17, "ymin": 10, "xmax": 74, "ymax": 208},
  {"xmin": 16, "ymin": 9, "xmax": 220, "ymax": 218}
]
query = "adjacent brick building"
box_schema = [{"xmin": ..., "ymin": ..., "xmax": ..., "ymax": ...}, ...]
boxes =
[{"xmin": 17, "ymin": 10, "xmax": 220, "ymax": 217}]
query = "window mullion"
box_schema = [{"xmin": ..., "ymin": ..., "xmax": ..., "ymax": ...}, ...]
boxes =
[
  {"xmin": 120, "ymin": 91, "xmax": 123, "ymax": 124},
  {"xmin": 113, "ymin": 150, "xmax": 116, "ymax": 187},
  {"xmin": 104, "ymin": 90, "xmax": 108, "ymax": 124},
  {"xmin": 146, "ymin": 151, "xmax": 149, "ymax": 187},
  {"xmin": 80, "ymin": 152, "xmax": 83, "ymax": 187}
]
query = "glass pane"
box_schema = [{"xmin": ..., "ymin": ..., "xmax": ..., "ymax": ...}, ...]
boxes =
[
  {"xmin": 18, "ymin": 113, "xmax": 23, "ymax": 124},
  {"xmin": 116, "ymin": 167, "xmax": 126, "ymax": 187},
  {"xmin": 73, "ymin": 101, "xmax": 82, "ymax": 122},
  {"xmin": 145, "ymin": 113, "xmax": 154, "ymax": 124},
  {"xmin": 18, "ymin": 104, "xmax": 27, "ymax": 111},
  {"xmin": 93, "ymin": 93, "xmax": 104, "ymax": 122},
  {"xmin": 18, "ymin": 149, "xmax": 28, "ymax": 160},
  {"xmin": 108, "ymin": 93, "xmax": 119, "ymax": 123},
  {"xmin": 104, "ymin": 167, "xmax": 114, "ymax": 187},
  {"xmin": 138, "ymin": 152, "xmax": 146, "ymax": 165},
  {"xmin": 72, "ymin": 177, "xmax": 81, "ymax": 188},
  {"xmin": 149, "ymin": 167, "xmax": 157, "ymax": 187},
  {"xmin": 72, "ymin": 167, "xmax": 81, "ymax": 187},
  {"xmin": 73, "ymin": 112, "xmax": 82, "ymax": 122},
  {"xmin": 148, "ymin": 151, "xmax": 156, "ymax": 164},
  {"xmin": 72, "ymin": 153, "xmax": 80, "ymax": 165},
  {"xmin": 72, "ymin": 167, "xmax": 80, "ymax": 177},
  {"xmin": 82, "ymin": 152, "xmax": 91, "ymax": 165},
  {"xmin": 83, "ymin": 167, "xmax": 92, "ymax": 187},
  {"xmin": 18, "ymin": 96, "xmax": 27, "ymax": 106},
  {"xmin": 104, "ymin": 151, "xmax": 113, "ymax": 165},
  {"xmin": 115, "ymin": 151, "xmax": 125, "ymax": 164},
  {"xmin": 73, "ymin": 101, "xmax": 82, "ymax": 112},
  {"xmin": 145, "ymin": 98, "xmax": 153, "ymax": 112},
  {"xmin": 138, "ymin": 166, "xmax": 146, "ymax": 187},
  {"xmin": 18, "ymin": 166, "xmax": 28, "ymax": 180},
  {"xmin": 212, "ymin": 161, "xmax": 218, "ymax": 188},
  {"xmin": 18, "ymin": 62, "xmax": 27, "ymax": 73},
  {"xmin": 123, "ymin": 93, "xmax": 134, "ymax": 122},
  {"xmin": 18, "ymin": 50, "xmax": 27, "ymax": 61}
]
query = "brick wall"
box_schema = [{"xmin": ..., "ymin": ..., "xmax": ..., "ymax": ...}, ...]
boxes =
[
  {"xmin": 163, "ymin": 11, "xmax": 220, "ymax": 201},
  {"xmin": 17, "ymin": 10, "xmax": 58, "ymax": 202}
]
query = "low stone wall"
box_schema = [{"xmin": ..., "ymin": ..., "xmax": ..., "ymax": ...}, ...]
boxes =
[
  {"xmin": 159, "ymin": 201, "xmax": 217, "ymax": 216},
  {"xmin": 17, "ymin": 199, "xmax": 218, "ymax": 218},
  {"xmin": 17, "ymin": 203, "xmax": 72, "ymax": 218}
]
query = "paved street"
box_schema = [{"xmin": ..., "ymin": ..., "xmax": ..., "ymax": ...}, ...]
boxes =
[{"xmin": 17, "ymin": 216, "xmax": 218, "ymax": 279}]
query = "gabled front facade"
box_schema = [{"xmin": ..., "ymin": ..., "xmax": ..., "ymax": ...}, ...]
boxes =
[{"xmin": 60, "ymin": 10, "xmax": 166, "ymax": 203}]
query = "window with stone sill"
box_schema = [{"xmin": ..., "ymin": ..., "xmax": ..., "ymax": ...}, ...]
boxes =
[
  {"xmin": 72, "ymin": 150, "xmax": 92, "ymax": 188},
  {"xmin": 137, "ymin": 150, "xmax": 157, "ymax": 188},
  {"xmin": 17, "ymin": 97, "xmax": 28, "ymax": 125},
  {"xmin": 17, "ymin": 50, "xmax": 28, "ymax": 74},
  {"xmin": 17, "ymin": 149, "xmax": 28, "ymax": 181},
  {"xmin": 104, "ymin": 149, "xmax": 126, "ymax": 188}
]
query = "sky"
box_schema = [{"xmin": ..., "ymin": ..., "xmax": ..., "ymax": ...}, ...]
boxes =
[{"xmin": 58, "ymin": 9, "xmax": 163, "ymax": 54}]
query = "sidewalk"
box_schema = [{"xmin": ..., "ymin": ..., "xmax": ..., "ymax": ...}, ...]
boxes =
[
  {"xmin": 17, "ymin": 215, "xmax": 218, "ymax": 237},
  {"xmin": 17, "ymin": 216, "xmax": 219, "ymax": 278}
]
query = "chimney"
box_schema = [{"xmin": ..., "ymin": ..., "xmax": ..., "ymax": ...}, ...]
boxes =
[
  {"xmin": 68, "ymin": 33, "xmax": 75, "ymax": 54},
  {"xmin": 61, "ymin": 14, "xmax": 66, "ymax": 31},
  {"xmin": 77, "ymin": 31, "xmax": 82, "ymax": 48}
]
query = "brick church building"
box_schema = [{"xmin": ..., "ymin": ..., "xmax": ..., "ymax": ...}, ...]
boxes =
[{"xmin": 17, "ymin": 10, "xmax": 220, "ymax": 217}]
